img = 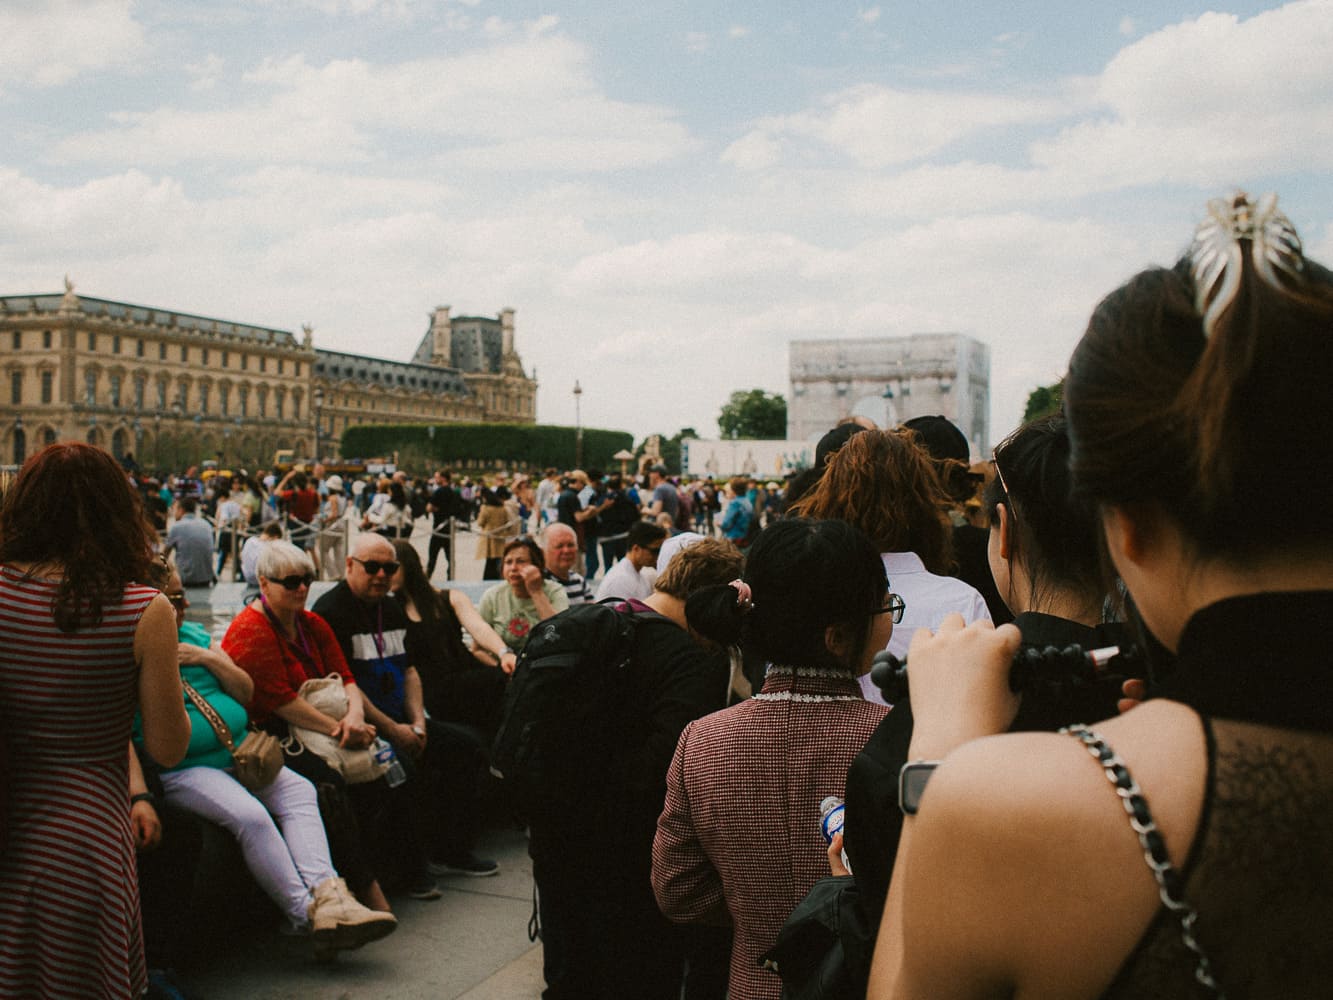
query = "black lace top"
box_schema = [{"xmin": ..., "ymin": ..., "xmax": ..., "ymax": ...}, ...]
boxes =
[{"xmin": 1103, "ymin": 591, "xmax": 1333, "ymax": 998}]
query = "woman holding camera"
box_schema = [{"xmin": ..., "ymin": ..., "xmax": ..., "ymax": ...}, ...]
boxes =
[{"xmin": 869, "ymin": 192, "xmax": 1333, "ymax": 998}]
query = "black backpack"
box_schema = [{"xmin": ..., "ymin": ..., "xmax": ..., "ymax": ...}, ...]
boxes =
[{"xmin": 489, "ymin": 601, "xmax": 666, "ymax": 820}]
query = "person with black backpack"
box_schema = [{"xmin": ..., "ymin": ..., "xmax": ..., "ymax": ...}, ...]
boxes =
[{"xmin": 494, "ymin": 537, "xmax": 744, "ymax": 1000}]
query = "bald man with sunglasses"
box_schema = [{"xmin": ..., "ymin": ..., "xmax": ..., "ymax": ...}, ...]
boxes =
[{"xmin": 313, "ymin": 534, "xmax": 498, "ymax": 881}]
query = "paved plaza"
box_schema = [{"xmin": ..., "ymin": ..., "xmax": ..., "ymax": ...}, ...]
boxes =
[{"xmin": 181, "ymin": 826, "xmax": 544, "ymax": 999}]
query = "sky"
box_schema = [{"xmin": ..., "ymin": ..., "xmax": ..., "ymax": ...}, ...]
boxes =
[{"xmin": 3, "ymin": 0, "xmax": 1332, "ymax": 449}]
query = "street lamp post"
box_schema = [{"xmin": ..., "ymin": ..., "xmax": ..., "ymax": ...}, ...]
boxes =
[
  {"xmin": 153, "ymin": 413, "xmax": 161, "ymax": 469},
  {"xmin": 573, "ymin": 380, "xmax": 583, "ymax": 469},
  {"xmin": 13, "ymin": 414, "xmax": 24, "ymax": 465},
  {"xmin": 313, "ymin": 386, "xmax": 325, "ymax": 463},
  {"xmin": 170, "ymin": 402, "xmax": 184, "ymax": 470}
]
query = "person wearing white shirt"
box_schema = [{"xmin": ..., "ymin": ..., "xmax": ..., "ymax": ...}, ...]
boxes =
[{"xmin": 787, "ymin": 427, "xmax": 992, "ymax": 706}]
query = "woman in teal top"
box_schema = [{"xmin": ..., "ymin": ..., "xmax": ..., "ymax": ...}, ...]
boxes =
[{"xmin": 135, "ymin": 564, "xmax": 396, "ymax": 956}]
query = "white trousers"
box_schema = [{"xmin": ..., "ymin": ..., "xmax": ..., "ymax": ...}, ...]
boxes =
[{"xmin": 160, "ymin": 765, "xmax": 337, "ymax": 926}]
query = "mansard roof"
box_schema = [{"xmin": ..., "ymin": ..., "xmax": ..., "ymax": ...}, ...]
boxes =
[
  {"xmin": 0, "ymin": 293, "xmax": 300, "ymax": 348},
  {"xmin": 314, "ymin": 348, "xmax": 469, "ymax": 396}
]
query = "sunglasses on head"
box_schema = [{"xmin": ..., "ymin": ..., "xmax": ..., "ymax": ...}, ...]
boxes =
[
  {"xmin": 268, "ymin": 573, "xmax": 315, "ymax": 591},
  {"xmin": 351, "ymin": 558, "xmax": 399, "ymax": 577},
  {"xmin": 165, "ymin": 592, "xmax": 187, "ymax": 609}
]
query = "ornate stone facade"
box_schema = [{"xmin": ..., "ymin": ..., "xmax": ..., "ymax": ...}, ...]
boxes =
[
  {"xmin": 788, "ymin": 333, "xmax": 990, "ymax": 457},
  {"xmin": 0, "ymin": 283, "xmax": 537, "ymax": 469}
]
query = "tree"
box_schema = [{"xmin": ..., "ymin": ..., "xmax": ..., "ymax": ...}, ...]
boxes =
[
  {"xmin": 718, "ymin": 389, "xmax": 787, "ymax": 440},
  {"xmin": 1023, "ymin": 380, "xmax": 1064, "ymax": 423}
]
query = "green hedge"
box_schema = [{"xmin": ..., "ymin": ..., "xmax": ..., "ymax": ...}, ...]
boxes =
[{"xmin": 340, "ymin": 423, "xmax": 635, "ymax": 473}]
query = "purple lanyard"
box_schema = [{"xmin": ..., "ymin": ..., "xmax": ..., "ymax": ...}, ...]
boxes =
[
  {"xmin": 366, "ymin": 602, "xmax": 386, "ymax": 662},
  {"xmin": 261, "ymin": 595, "xmax": 315, "ymax": 664}
]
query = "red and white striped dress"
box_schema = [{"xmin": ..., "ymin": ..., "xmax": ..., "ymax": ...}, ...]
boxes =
[{"xmin": 0, "ymin": 566, "xmax": 159, "ymax": 999}]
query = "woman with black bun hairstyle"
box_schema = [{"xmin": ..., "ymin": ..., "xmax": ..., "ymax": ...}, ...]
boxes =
[
  {"xmin": 868, "ymin": 192, "xmax": 1333, "ymax": 999},
  {"xmin": 652, "ymin": 518, "xmax": 898, "ymax": 1000}
]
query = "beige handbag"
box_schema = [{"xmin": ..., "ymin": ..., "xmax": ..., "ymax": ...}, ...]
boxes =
[
  {"xmin": 286, "ymin": 676, "xmax": 389, "ymax": 785},
  {"xmin": 181, "ymin": 680, "xmax": 283, "ymax": 792}
]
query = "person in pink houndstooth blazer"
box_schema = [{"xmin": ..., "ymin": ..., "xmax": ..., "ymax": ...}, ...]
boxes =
[{"xmin": 652, "ymin": 518, "xmax": 900, "ymax": 1000}]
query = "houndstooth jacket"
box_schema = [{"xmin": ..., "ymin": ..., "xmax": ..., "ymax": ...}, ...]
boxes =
[{"xmin": 652, "ymin": 666, "xmax": 888, "ymax": 1000}]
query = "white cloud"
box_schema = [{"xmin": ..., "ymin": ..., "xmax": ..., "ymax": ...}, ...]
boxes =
[
  {"xmin": 52, "ymin": 32, "xmax": 693, "ymax": 171},
  {"xmin": 728, "ymin": 25, "xmax": 750, "ymax": 40},
  {"xmin": 685, "ymin": 31, "xmax": 709, "ymax": 53},
  {"xmin": 0, "ymin": 0, "xmax": 146, "ymax": 89},
  {"xmin": 1030, "ymin": 4, "xmax": 1333, "ymax": 186},
  {"xmin": 563, "ymin": 230, "xmax": 833, "ymax": 297},
  {"xmin": 1118, "ymin": 16, "xmax": 1137, "ymax": 37},
  {"xmin": 720, "ymin": 131, "xmax": 782, "ymax": 171},
  {"xmin": 859, "ymin": 7, "xmax": 882, "ymax": 25},
  {"xmin": 728, "ymin": 84, "xmax": 1073, "ymax": 170},
  {"xmin": 0, "ymin": 169, "xmax": 192, "ymax": 248},
  {"xmin": 281, "ymin": 0, "xmax": 479, "ymax": 16},
  {"xmin": 186, "ymin": 54, "xmax": 226, "ymax": 91}
]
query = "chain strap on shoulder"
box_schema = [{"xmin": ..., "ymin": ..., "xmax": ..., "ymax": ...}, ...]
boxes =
[{"xmin": 1061, "ymin": 724, "xmax": 1224, "ymax": 998}]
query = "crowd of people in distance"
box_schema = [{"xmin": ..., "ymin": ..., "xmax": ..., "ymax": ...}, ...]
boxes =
[{"xmin": 1, "ymin": 190, "xmax": 1330, "ymax": 1000}]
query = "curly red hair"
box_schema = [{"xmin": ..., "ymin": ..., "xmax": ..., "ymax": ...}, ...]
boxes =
[{"xmin": 789, "ymin": 429, "xmax": 954, "ymax": 574}]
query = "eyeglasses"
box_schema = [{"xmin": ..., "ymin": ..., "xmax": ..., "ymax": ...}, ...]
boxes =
[
  {"xmin": 351, "ymin": 558, "xmax": 399, "ymax": 577},
  {"xmin": 267, "ymin": 573, "xmax": 314, "ymax": 590},
  {"xmin": 165, "ymin": 592, "xmax": 187, "ymax": 609},
  {"xmin": 871, "ymin": 593, "xmax": 906, "ymax": 624}
]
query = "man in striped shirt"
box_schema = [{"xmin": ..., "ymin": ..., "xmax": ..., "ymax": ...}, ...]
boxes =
[{"xmin": 542, "ymin": 522, "xmax": 591, "ymax": 605}]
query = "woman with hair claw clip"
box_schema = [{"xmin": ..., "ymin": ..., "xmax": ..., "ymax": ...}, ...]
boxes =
[
  {"xmin": 652, "ymin": 518, "xmax": 901, "ymax": 1000},
  {"xmin": 868, "ymin": 191, "xmax": 1333, "ymax": 999}
]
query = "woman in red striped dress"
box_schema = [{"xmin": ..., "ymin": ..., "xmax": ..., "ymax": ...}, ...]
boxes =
[{"xmin": 0, "ymin": 443, "xmax": 189, "ymax": 999}]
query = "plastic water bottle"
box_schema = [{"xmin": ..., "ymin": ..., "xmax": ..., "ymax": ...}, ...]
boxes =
[
  {"xmin": 820, "ymin": 795, "xmax": 851, "ymax": 874},
  {"xmin": 373, "ymin": 738, "xmax": 407, "ymax": 788}
]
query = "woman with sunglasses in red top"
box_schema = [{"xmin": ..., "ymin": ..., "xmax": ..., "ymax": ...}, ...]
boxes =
[{"xmin": 222, "ymin": 541, "xmax": 395, "ymax": 915}]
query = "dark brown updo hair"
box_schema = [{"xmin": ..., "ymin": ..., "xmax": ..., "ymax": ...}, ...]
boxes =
[
  {"xmin": 985, "ymin": 413, "xmax": 1102, "ymax": 613},
  {"xmin": 1066, "ymin": 206, "xmax": 1333, "ymax": 560}
]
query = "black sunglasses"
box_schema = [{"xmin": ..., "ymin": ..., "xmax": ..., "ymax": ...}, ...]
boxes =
[
  {"xmin": 165, "ymin": 591, "xmax": 187, "ymax": 609},
  {"xmin": 351, "ymin": 558, "xmax": 400, "ymax": 577},
  {"xmin": 268, "ymin": 573, "xmax": 315, "ymax": 591},
  {"xmin": 871, "ymin": 593, "xmax": 906, "ymax": 624}
]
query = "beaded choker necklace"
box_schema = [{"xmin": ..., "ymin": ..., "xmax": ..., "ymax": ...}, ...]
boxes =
[{"xmin": 763, "ymin": 664, "xmax": 849, "ymax": 680}]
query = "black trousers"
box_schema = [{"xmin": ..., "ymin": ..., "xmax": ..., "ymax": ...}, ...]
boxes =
[
  {"xmin": 401, "ymin": 718, "xmax": 487, "ymax": 864},
  {"xmin": 426, "ymin": 522, "xmax": 453, "ymax": 577},
  {"xmin": 529, "ymin": 824, "xmax": 694, "ymax": 1000}
]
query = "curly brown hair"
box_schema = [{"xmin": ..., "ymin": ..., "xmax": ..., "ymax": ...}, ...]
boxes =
[
  {"xmin": 789, "ymin": 428, "xmax": 954, "ymax": 574},
  {"xmin": 0, "ymin": 442, "xmax": 159, "ymax": 631}
]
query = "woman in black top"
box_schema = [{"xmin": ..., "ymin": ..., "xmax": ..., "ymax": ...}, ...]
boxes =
[
  {"xmin": 389, "ymin": 540, "xmax": 514, "ymax": 740},
  {"xmin": 868, "ymin": 192, "xmax": 1333, "ymax": 998}
]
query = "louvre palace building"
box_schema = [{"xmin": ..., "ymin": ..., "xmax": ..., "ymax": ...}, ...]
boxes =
[{"xmin": 0, "ymin": 280, "xmax": 537, "ymax": 470}]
